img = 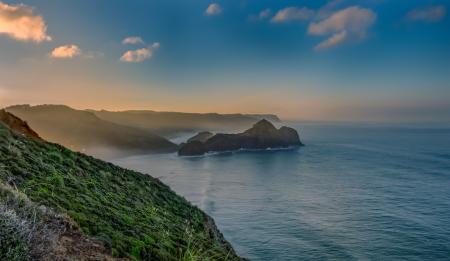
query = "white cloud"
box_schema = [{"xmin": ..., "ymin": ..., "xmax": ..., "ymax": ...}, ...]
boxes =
[
  {"xmin": 120, "ymin": 42, "xmax": 160, "ymax": 63},
  {"xmin": 271, "ymin": 7, "xmax": 315, "ymax": 23},
  {"xmin": 308, "ymin": 6, "xmax": 376, "ymax": 50},
  {"xmin": 50, "ymin": 44, "xmax": 81, "ymax": 58},
  {"xmin": 151, "ymin": 42, "xmax": 160, "ymax": 49},
  {"xmin": 406, "ymin": 5, "xmax": 446, "ymax": 23},
  {"xmin": 0, "ymin": 1, "xmax": 51, "ymax": 42},
  {"xmin": 205, "ymin": 3, "xmax": 222, "ymax": 16},
  {"xmin": 122, "ymin": 36, "xmax": 144, "ymax": 45}
]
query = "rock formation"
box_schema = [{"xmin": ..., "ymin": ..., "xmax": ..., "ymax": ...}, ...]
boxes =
[
  {"xmin": 187, "ymin": 131, "xmax": 214, "ymax": 143},
  {"xmin": 178, "ymin": 119, "xmax": 302, "ymax": 156}
]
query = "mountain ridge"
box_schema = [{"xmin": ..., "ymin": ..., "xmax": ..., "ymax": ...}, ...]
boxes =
[
  {"xmin": 5, "ymin": 104, "xmax": 178, "ymax": 157},
  {"xmin": 90, "ymin": 109, "xmax": 281, "ymax": 136}
]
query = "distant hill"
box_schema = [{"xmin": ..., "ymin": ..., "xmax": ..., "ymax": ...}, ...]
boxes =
[
  {"xmin": 90, "ymin": 109, "xmax": 281, "ymax": 136},
  {"xmin": 0, "ymin": 115, "xmax": 242, "ymax": 260},
  {"xmin": 6, "ymin": 105, "xmax": 177, "ymax": 156}
]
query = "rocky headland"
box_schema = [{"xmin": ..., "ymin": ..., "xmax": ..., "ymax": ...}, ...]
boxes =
[{"xmin": 178, "ymin": 119, "xmax": 303, "ymax": 156}]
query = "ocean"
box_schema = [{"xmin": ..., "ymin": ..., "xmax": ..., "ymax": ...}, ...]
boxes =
[{"xmin": 113, "ymin": 123, "xmax": 450, "ymax": 260}]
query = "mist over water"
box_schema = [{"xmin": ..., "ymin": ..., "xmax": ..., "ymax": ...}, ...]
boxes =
[{"xmin": 113, "ymin": 123, "xmax": 450, "ymax": 260}]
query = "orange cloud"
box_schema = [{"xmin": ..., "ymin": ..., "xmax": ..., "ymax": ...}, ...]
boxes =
[
  {"xmin": 205, "ymin": 3, "xmax": 222, "ymax": 16},
  {"xmin": 0, "ymin": 1, "xmax": 51, "ymax": 42},
  {"xmin": 120, "ymin": 42, "xmax": 160, "ymax": 63},
  {"xmin": 271, "ymin": 7, "xmax": 314, "ymax": 23},
  {"xmin": 50, "ymin": 44, "xmax": 81, "ymax": 58},
  {"xmin": 122, "ymin": 36, "xmax": 144, "ymax": 45}
]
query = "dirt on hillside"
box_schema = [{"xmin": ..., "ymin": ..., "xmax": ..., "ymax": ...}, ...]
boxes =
[{"xmin": 0, "ymin": 109, "xmax": 42, "ymax": 141}]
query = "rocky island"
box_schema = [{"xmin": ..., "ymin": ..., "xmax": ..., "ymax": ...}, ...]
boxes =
[
  {"xmin": 178, "ymin": 119, "xmax": 303, "ymax": 156},
  {"xmin": 187, "ymin": 131, "xmax": 215, "ymax": 143}
]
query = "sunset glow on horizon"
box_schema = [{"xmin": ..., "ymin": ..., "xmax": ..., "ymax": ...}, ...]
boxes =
[{"xmin": 1, "ymin": 0, "xmax": 449, "ymax": 123}]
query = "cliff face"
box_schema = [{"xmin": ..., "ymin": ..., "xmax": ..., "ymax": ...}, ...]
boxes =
[
  {"xmin": 0, "ymin": 120, "xmax": 242, "ymax": 260},
  {"xmin": 179, "ymin": 119, "xmax": 303, "ymax": 156},
  {"xmin": 178, "ymin": 141, "xmax": 207, "ymax": 156}
]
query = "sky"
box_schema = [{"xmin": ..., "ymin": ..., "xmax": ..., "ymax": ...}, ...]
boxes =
[{"xmin": 0, "ymin": 0, "xmax": 449, "ymax": 122}]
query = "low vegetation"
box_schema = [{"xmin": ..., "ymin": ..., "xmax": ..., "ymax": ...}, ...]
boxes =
[
  {"xmin": 0, "ymin": 181, "xmax": 117, "ymax": 260},
  {"xmin": 0, "ymin": 122, "xmax": 240, "ymax": 260},
  {"xmin": 0, "ymin": 182, "xmax": 36, "ymax": 260}
]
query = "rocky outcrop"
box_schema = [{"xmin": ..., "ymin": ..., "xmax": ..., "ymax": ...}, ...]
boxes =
[
  {"xmin": 178, "ymin": 141, "xmax": 207, "ymax": 156},
  {"xmin": 178, "ymin": 119, "xmax": 303, "ymax": 156},
  {"xmin": 187, "ymin": 131, "xmax": 214, "ymax": 143},
  {"xmin": 0, "ymin": 109, "xmax": 42, "ymax": 140}
]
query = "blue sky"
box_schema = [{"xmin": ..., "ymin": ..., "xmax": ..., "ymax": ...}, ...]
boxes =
[{"xmin": 0, "ymin": 0, "xmax": 449, "ymax": 122}]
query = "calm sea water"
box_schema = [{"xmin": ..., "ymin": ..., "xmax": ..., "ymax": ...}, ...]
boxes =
[{"xmin": 113, "ymin": 123, "xmax": 450, "ymax": 260}]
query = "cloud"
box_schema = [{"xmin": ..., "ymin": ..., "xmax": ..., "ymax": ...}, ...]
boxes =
[
  {"xmin": 205, "ymin": 3, "xmax": 222, "ymax": 16},
  {"xmin": 314, "ymin": 30, "xmax": 347, "ymax": 50},
  {"xmin": 122, "ymin": 36, "xmax": 144, "ymax": 45},
  {"xmin": 50, "ymin": 45, "xmax": 103, "ymax": 59},
  {"xmin": 258, "ymin": 9, "xmax": 272, "ymax": 20},
  {"xmin": 316, "ymin": 0, "xmax": 345, "ymax": 20},
  {"xmin": 249, "ymin": 9, "xmax": 272, "ymax": 21},
  {"xmin": 308, "ymin": 6, "xmax": 376, "ymax": 50},
  {"xmin": 50, "ymin": 44, "xmax": 81, "ymax": 58},
  {"xmin": 248, "ymin": 8, "xmax": 272, "ymax": 21},
  {"xmin": 406, "ymin": 5, "xmax": 446, "ymax": 23},
  {"xmin": 0, "ymin": 1, "xmax": 51, "ymax": 42},
  {"xmin": 120, "ymin": 42, "xmax": 160, "ymax": 63},
  {"xmin": 271, "ymin": 7, "xmax": 315, "ymax": 23}
]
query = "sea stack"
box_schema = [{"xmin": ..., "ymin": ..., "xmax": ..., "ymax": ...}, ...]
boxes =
[
  {"xmin": 178, "ymin": 119, "xmax": 303, "ymax": 156},
  {"xmin": 187, "ymin": 131, "xmax": 214, "ymax": 143}
]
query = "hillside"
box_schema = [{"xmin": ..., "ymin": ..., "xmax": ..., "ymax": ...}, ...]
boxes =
[
  {"xmin": 0, "ymin": 181, "xmax": 118, "ymax": 260},
  {"xmin": 0, "ymin": 116, "xmax": 242, "ymax": 260},
  {"xmin": 6, "ymin": 105, "xmax": 178, "ymax": 157},
  {"xmin": 91, "ymin": 109, "xmax": 280, "ymax": 136}
]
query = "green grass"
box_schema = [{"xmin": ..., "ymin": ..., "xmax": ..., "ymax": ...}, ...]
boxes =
[{"xmin": 0, "ymin": 123, "xmax": 240, "ymax": 260}]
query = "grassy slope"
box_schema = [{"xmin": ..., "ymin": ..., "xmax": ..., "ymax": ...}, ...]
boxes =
[
  {"xmin": 0, "ymin": 181, "xmax": 115, "ymax": 260},
  {"xmin": 0, "ymin": 122, "xmax": 240, "ymax": 260}
]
